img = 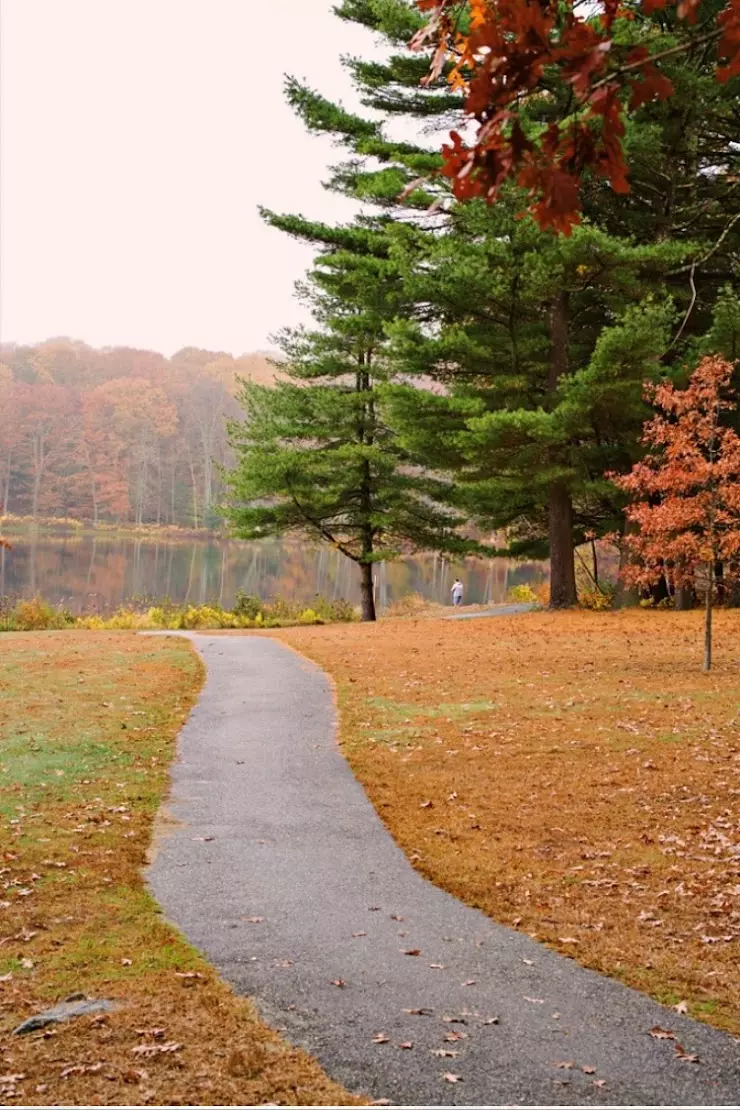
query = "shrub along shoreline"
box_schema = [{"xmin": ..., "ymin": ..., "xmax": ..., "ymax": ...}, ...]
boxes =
[{"xmin": 0, "ymin": 593, "xmax": 358, "ymax": 632}]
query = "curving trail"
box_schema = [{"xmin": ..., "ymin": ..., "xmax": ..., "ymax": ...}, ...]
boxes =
[{"xmin": 147, "ymin": 633, "xmax": 740, "ymax": 1106}]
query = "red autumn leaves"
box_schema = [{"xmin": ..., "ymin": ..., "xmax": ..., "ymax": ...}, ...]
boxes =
[
  {"xmin": 614, "ymin": 356, "xmax": 740, "ymax": 597},
  {"xmin": 412, "ymin": 1, "xmax": 740, "ymax": 232}
]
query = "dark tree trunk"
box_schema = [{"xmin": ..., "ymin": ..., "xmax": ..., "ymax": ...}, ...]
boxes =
[
  {"xmin": 714, "ymin": 561, "xmax": 725, "ymax": 605},
  {"xmin": 359, "ymin": 561, "xmax": 376, "ymax": 622},
  {"xmin": 547, "ymin": 293, "xmax": 577, "ymax": 609},
  {"xmin": 704, "ymin": 561, "xmax": 714, "ymax": 672},
  {"xmin": 674, "ymin": 585, "xmax": 695, "ymax": 610},
  {"xmin": 548, "ymin": 481, "xmax": 578, "ymax": 608},
  {"xmin": 650, "ymin": 571, "xmax": 670, "ymax": 606},
  {"xmin": 725, "ymin": 562, "xmax": 740, "ymax": 607}
]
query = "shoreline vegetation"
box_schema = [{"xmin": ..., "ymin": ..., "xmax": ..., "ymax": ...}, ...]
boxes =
[
  {"xmin": 0, "ymin": 593, "xmax": 358, "ymax": 633},
  {"xmin": 0, "ymin": 513, "xmax": 506, "ymax": 550},
  {"xmin": 0, "ymin": 513, "xmax": 225, "ymax": 543}
]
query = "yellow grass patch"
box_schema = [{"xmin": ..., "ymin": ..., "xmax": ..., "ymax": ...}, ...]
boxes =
[
  {"xmin": 0, "ymin": 632, "xmax": 357, "ymax": 1106},
  {"xmin": 276, "ymin": 610, "xmax": 740, "ymax": 1036}
]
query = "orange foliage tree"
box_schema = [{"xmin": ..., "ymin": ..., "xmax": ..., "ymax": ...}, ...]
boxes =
[
  {"xmin": 613, "ymin": 356, "xmax": 740, "ymax": 671},
  {"xmin": 412, "ymin": 1, "xmax": 740, "ymax": 232}
]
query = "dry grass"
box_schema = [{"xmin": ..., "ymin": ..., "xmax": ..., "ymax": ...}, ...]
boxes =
[
  {"xmin": 275, "ymin": 610, "xmax": 740, "ymax": 1037},
  {"xmin": 0, "ymin": 632, "xmax": 358, "ymax": 1107}
]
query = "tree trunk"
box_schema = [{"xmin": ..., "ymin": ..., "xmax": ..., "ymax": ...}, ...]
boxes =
[
  {"xmin": 725, "ymin": 561, "xmax": 740, "ymax": 608},
  {"xmin": 359, "ymin": 561, "xmax": 376, "ymax": 622},
  {"xmin": 650, "ymin": 571, "xmax": 670, "ymax": 606},
  {"xmin": 704, "ymin": 561, "xmax": 714, "ymax": 672},
  {"xmin": 2, "ymin": 448, "xmax": 12, "ymax": 514},
  {"xmin": 32, "ymin": 469, "xmax": 42, "ymax": 519},
  {"xmin": 714, "ymin": 561, "xmax": 725, "ymax": 605},
  {"xmin": 674, "ymin": 585, "xmax": 695, "ymax": 610},
  {"xmin": 547, "ymin": 291, "xmax": 577, "ymax": 609},
  {"xmin": 188, "ymin": 460, "xmax": 199, "ymax": 529},
  {"xmin": 548, "ymin": 481, "xmax": 578, "ymax": 608}
]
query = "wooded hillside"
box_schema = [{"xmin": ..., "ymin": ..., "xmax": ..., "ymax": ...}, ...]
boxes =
[{"xmin": 0, "ymin": 341, "xmax": 277, "ymax": 528}]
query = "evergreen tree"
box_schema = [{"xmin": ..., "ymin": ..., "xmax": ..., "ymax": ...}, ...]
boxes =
[
  {"xmin": 268, "ymin": 1, "xmax": 737, "ymax": 606},
  {"xmin": 381, "ymin": 199, "xmax": 690, "ymax": 604},
  {"xmin": 224, "ymin": 223, "xmax": 467, "ymax": 621}
]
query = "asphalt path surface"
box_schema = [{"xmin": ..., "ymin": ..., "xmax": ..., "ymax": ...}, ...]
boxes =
[
  {"xmin": 446, "ymin": 603, "xmax": 536, "ymax": 620},
  {"xmin": 147, "ymin": 633, "xmax": 740, "ymax": 1106}
]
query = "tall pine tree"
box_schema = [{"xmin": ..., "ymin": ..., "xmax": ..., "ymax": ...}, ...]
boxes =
[{"xmin": 224, "ymin": 220, "xmax": 468, "ymax": 621}]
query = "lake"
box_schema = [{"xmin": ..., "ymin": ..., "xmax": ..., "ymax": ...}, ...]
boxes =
[{"xmin": 0, "ymin": 528, "xmax": 548, "ymax": 614}]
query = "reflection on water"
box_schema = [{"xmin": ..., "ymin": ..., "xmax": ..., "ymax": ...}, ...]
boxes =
[{"xmin": 0, "ymin": 530, "xmax": 547, "ymax": 614}]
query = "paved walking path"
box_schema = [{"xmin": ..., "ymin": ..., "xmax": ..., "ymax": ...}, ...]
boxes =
[
  {"xmin": 447, "ymin": 602, "xmax": 536, "ymax": 620},
  {"xmin": 147, "ymin": 634, "xmax": 740, "ymax": 1106}
]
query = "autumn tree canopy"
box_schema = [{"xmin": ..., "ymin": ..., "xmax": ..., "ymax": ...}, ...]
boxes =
[
  {"xmin": 412, "ymin": 1, "xmax": 740, "ymax": 231},
  {"xmin": 0, "ymin": 341, "xmax": 276, "ymax": 528},
  {"xmin": 614, "ymin": 355, "xmax": 740, "ymax": 666}
]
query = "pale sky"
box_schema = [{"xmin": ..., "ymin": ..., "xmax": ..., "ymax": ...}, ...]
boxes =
[{"xmin": 0, "ymin": 0, "xmax": 383, "ymax": 356}]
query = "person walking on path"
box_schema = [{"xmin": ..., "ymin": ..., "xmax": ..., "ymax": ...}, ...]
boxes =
[{"xmin": 451, "ymin": 578, "xmax": 464, "ymax": 606}]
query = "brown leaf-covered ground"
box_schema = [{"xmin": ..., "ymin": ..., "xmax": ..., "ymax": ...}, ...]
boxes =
[
  {"xmin": 0, "ymin": 633, "xmax": 358, "ymax": 1107},
  {"xmin": 275, "ymin": 610, "xmax": 740, "ymax": 1037}
]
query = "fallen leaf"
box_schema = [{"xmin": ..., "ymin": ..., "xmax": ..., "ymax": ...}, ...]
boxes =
[
  {"xmin": 121, "ymin": 958, "xmax": 133, "ymax": 966},
  {"xmin": 331, "ymin": 979, "xmax": 345, "ymax": 988},
  {"xmin": 352, "ymin": 931, "xmax": 367, "ymax": 938},
  {"xmin": 399, "ymin": 1041, "xmax": 414, "ymax": 1050},
  {"xmin": 429, "ymin": 962, "xmax": 445, "ymax": 969},
  {"xmin": 674, "ymin": 1001, "xmax": 688, "ymax": 1015},
  {"xmin": 390, "ymin": 914, "xmax": 404, "ymax": 921},
  {"xmin": 432, "ymin": 1048, "xmax": 459, "ymax": 1058},
  {"xmin": 442, "ymin": 1016, "xmax": 467, "ymax": 1024},
  {"xmin": 674, "ymin": 1043, "xmax": 699, "ymax": 1063},
  {"xmin": 131, "ymin": 1042, "xmax": 182, "ymax": 1057},
  {"xmin": 649, "ymin": 1026, "xmax": 675, "ymax": 1040},
  {"xmin": 402, "ymin": 949, "xmax": 421, "ymax": 956},
  {"xmin": 61, "ymin": 1063, "xmax": 103, "ymax": 1078},
  {"xmin": 555, "ymin": 1062, "xmax": 574, "ymax": 1069},
  {"xmin": 463, "ymin": 978, "xmax": 477, "ymax": 986},
  {"xmin": 593, "ymin": 1078, "xmax": 606, "ymax": 1088},
  {"xmin": 524, "ymin": 996, "xmax": 544, "ymax": 1004},
  {"xmin": 444, "ymin": 1031, "xmax": 468, "ymax": 1042},
  {"xmin": 191, "ymin": 836, "xmax": 214, "ymax": 842},
  {"xmin": 245, "ymin": 916, "xmax": 264, "ymax": 924},
  {"xmin": 420, "ymin": 800, "xmax": 433, "ymax": 808},
  {"xmin": 175, "ymin": 971, "xmax": 204, "ymax": 980},
  {"xmin": 482, "ymin": 1016, "xmax": 499, "ymax": 1025},
  {"xmin": 20, "ymin": 958, "xmax": 34, "ymax": 970},
  {"xmin": 403, "ymin": 1007, "xmax": 433, "ymax": 1016},
  {"xmin": 443, "ymin": 1072, "xmax": 461, "ymax": 1083},
  {"xmin": 558, "ymin": 937, "xmax": 580, "ymax": 944},
  {"xmin": 522, "ymin": 958, "xmax": 534, "ymax": 966},
  {"xmin": 372, "ymin": 1033, "xmax": 389, "ymax": 1044},
  {"xmin": 582, "ymin": 1065, "xmax": 596, "ymax": 1074}
]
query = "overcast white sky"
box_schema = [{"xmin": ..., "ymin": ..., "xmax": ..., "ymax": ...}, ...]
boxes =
[{"xmin": 0, "ymin": 0, "xmax": 383, "ymax": 356}]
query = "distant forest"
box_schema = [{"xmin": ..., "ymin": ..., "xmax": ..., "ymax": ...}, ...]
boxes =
[{"xmin": 0, "ymin": 341, "xmax": 276, "ymax": 528}]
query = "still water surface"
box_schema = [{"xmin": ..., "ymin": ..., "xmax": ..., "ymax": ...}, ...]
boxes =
[{"xmin": 0, "ymin": 529, "xmax": 547, "ymax": 614}]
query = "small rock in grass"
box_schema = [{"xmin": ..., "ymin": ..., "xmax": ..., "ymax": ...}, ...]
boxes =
[{"xmin": 13, "ymin": 997, "xmax": 118, "ymax": 1035}]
